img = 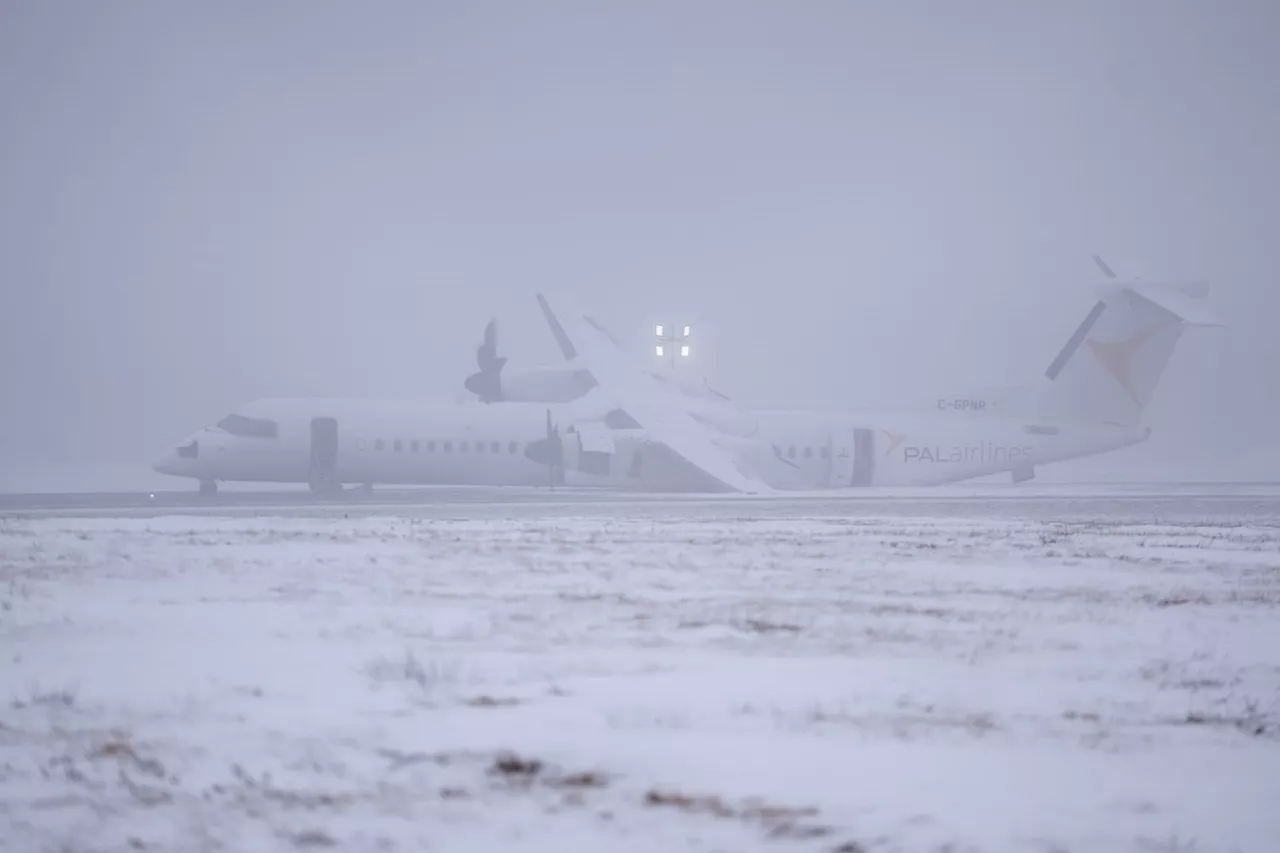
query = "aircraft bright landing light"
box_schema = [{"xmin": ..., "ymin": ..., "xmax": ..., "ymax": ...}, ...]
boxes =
[{"xmin": 655, "ymin": 319, "xmax": 692, "ymax": 366}]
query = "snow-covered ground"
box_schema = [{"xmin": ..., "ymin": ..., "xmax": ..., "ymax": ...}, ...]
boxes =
[{"xmin": 2, "ymin": 514, "xmax": 1278, "ymax": 852}]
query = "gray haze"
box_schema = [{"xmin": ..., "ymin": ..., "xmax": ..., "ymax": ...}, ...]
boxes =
[{"xmin": 2, "ymin": 0, "xmax": 1278, "ymax": 489}]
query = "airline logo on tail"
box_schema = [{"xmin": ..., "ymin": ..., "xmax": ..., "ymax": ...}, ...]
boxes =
[{"xmin": 1086, "ymin": 321, "xmax": 1173, "ymax": 405}]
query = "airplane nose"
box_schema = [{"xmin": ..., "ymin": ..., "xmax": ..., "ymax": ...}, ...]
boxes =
[
  {"xmin": 153, "ymin": 439, "xmax": 199, "ymax": 475},
  {"xmin": 152, "ymin": 453, "xmax": 177, "ymax": 476}
]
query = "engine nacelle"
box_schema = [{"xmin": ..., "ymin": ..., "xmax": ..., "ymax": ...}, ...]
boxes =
[
  {"xmin": 552, "ymin": 428, "xmax": 647, "ymax": 487},
  {"xmin": 500, "ymin": 367, "xmax": 596, "ymax": 403}
]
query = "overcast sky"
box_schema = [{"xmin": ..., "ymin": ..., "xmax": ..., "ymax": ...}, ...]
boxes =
[{"xmin": 2, "ymin": 0, "xmax": 1278, "ymax": 486}]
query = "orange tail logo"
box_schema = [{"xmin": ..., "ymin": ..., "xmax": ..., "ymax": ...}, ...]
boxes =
[{"xmin": 1086, "ymin": 323, "xmax": 1169, "ymax": 405}]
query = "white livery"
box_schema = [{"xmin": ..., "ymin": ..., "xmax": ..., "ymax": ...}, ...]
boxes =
[{"xmin": 154, "ymin": 257, "xmax": 1219, "ymax": 494}]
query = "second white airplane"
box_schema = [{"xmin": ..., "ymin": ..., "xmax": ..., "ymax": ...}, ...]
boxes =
[{"xmin": 153, "ymin": 259, "xmax": 1219, "ymax": 494}]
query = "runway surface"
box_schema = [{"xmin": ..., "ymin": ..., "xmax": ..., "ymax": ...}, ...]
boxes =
[{"xmin": 3, "ymin": 482, "xmax": 1280, "ymax": 524}]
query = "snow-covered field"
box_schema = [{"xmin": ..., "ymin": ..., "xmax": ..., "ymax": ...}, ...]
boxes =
[{"xmin": 2, "ymin": 514, "xmax": 1278, "ymax": 853}]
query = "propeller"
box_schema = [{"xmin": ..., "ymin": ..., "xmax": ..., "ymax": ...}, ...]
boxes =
[
  {"xmin": 464, "ymin": 319, "xmax": 507, "ymax": 403},
  {"xmin": 522, "ymin": 408, "xmax": 565, "ymax": 487},
  {"xmin": 1092, "ymin": 254, "xmax": 1117, "ymax": 279}
]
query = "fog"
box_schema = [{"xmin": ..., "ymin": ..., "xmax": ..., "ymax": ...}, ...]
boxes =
[{"xmin": 2, "ymin": 0, "xmax": 1278, "ymax": 490}]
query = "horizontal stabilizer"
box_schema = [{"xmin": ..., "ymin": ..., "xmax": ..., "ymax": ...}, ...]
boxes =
[{"xmin": 1095, "ymin": 280, "xmax": 1221, "ymax": 327}]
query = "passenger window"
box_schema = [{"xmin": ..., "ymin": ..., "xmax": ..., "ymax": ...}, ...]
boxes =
[
  {"xmin": 394, "ymin": 439, "xmax": 403, "ymax": 452},
  {"xmin": 476, "ymin": 442, "xmax": 485, "ymax": 453},
  {"xmin": 460, "ymin": 441, "xmax": 469, "ymax": 452},
  {"xmin": 788, "ymin": 446, "xmax": 796, "ymax": 459},
  {"xmin": 443, "ymin": 441, "xmax": 452, "ymax": 453},
  {"xmin": 357, "ymin": 439, "xmax": 367, "ymax": 451},
  {"xmin": 375, "ymin": 439, "xmax": 385, "ymax": 452},
  {"xmin": 508, "ymin": 441, "xmax": 518, "ymax": 454},
  {"xmin": 491, "ymin": 441, "xmax": 500, "ymax": 453},
  {"xmin": 427, "ymin": 440, "xmax": 436, "ymax": 452},
  {"xmin": 820, "ymin": 447, "xmax": 829, "ymax": 460},
  {"xmin": 804, "ymin": 447, "xmax": 812, "ymax": 459},
  {"xmin": 411, "ymin": 440, "xmax": 419, "ymax": 453}
]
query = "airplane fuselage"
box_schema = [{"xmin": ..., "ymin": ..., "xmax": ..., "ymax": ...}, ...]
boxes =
[
  {"xmin": 154, "ymin": 264, "xmax": 1209, "ymax": 494},
  {"xmin": 735, "ymin": 408, "xmax": 1147, "ymax": 488},
  {"xmin": 153, "ymin": 396, "xmax": 1150, "ymax": 492},
  {"xmin": 155, "ymin": 399, "xmax": 570, "ymax": 490}
]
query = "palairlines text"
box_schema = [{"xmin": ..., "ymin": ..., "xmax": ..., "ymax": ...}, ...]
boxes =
[{"xmin": 903, "ymin": 443, "xmax": 1032, "ymax": 463}]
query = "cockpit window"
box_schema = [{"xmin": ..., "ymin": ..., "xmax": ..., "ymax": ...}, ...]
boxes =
[{"xmin": 216, "ymin": 414, "xmax": 279, "ymax": 439}]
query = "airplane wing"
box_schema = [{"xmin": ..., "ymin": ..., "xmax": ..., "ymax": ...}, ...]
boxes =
[
  {"xmin": 540, "ymin": 301, "xmax": 735, "ymax": 403},
  {"xmin": 535, "ymin": 293, "xmax": 772, "ymax": 494}
]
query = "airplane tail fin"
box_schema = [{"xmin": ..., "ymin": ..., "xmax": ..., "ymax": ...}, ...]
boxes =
[{"xmin": 1034, "ymin": 256, "xmax": 1220, "ymax": 427}]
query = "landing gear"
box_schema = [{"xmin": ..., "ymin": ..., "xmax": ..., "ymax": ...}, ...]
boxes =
[
  {"xmin": 308, "ymin": 476, "xmax": 343, "ymax": 498},
  {"xmin": 199, "ymin": 479, "xmax": 218, "ymax": 496}
]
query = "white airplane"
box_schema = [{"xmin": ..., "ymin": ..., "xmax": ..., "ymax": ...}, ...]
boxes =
[{"xmin": 152, "ymin": 258, "xmax": 1219, "ymax": 495}]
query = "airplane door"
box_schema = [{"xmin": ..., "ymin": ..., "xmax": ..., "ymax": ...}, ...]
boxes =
[
  {"xmin": 829, "ymin": 429, "xmax": 854, "ymax": 487},
  {"xmin": 852, "ymin": 428, "xmax": 875, "ymax": 486},
  {"xmin": 309, "ymin": 417, "xmax": 340, "ymax": 495}
]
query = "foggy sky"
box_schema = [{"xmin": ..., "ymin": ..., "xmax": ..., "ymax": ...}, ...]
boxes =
[{"xmin": 2, "ymin": 0, "xmax": 1278, "ymax": 486}]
